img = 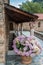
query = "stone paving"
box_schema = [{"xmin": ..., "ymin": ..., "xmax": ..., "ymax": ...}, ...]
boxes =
[
  {"xmin": 6, "ymin": 38, "xmax": 43, "ymax": 65},
  {"xmin": 0, "ymin": 63, "xmax": 5, "ymax": 65}
]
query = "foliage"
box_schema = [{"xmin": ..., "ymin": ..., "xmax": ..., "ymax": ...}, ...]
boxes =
[
  {"xmin": 32, "ymin": 0, "xmax": 43, "ymax": 9},
  {"xmin": 13, "ymin": 35, "xmax": 42, "ymax": 57},
  {"xmin": 19, "ymin": 1, "xmax": 43, "ymax": 13},
  {"xmin": 33, "ymin": 0, "xmax": 43, "ymax": 3}
]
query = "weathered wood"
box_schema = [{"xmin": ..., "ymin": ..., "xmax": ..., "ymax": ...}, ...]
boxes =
[{"xmin": 4, "ymin": 3, "xmax": 38, "ymax": 23}]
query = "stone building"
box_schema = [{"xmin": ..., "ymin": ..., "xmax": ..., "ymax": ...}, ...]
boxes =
[
  {"xmin": 35, "ymin": 14, "xmax": 43, "ymax": 32},
  {"xmin": 23, "ymin": 14, "xmax": 43, "ymax": 32},
  {"xmin": 0, "ymin": 0, "xmax": 38, "ymax": 65}
]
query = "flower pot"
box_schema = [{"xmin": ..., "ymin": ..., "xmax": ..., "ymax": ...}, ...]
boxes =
[{"xmin": 21, "ymin": 56, "xmax": 32, "ymax": 64}]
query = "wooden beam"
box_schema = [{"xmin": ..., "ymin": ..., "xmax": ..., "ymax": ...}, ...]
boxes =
[{"xmin": 4, "ymin": 4, "xmax": 38, "ymax": 19}]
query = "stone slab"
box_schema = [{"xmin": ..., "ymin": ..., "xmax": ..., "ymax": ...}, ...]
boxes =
[{"xmin": 0, "ymin": 63, "xmax": 5, "ymax": 65}]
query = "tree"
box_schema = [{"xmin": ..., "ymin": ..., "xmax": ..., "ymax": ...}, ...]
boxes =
[
  {"xmin": 33, "ymin": 0, "xmax": 43, "ymax": 3},
  {"xmin": 32, "ymin": 0, "xmax": 43, "ymax": 9},
  {"xmin": 19, "ymin": 1, "xmax": 43, "ymax": 13}
]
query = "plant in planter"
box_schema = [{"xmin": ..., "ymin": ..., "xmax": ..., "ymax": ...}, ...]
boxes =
[{"xmin": 13, "ymin": 35, "xmax": 42, "ymax": 64}]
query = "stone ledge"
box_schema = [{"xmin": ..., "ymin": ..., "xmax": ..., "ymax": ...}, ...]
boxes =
[
  {"xmin": 0, "ymin": 63, "xmax": 5, "ymax": 65},
  {"xmin": 34, "ymin": 31, "xmax": 43, "ymax": 40}
]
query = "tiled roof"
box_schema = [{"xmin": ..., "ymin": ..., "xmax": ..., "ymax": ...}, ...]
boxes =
[
  {"xmin": 35, "ymin": 14, "xmax": 43, "ymax": 20},
  {"xmin": 4, "ymin": 3, "xmax": 38, "ymax": 23}
]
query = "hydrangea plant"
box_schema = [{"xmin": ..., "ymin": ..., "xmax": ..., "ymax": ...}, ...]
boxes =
[{"xmin": 13, "ymin": 35, "xmax": 42, "ymax": 57}]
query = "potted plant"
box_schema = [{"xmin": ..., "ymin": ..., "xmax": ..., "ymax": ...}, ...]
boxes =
[{"xmin": 13, "ymin": 35, "xmax": 42, "ymax": 64}]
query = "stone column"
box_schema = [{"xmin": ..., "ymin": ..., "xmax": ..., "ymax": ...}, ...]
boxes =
[
  {"xmin": 17, "ymin": 24, "xmax": 19, "ymax": 36},
  {"xmin": 29, "ymin": 22, "xmax": 35, "ymax": 36},
  {"xmin": 20, "ymin": 23, "xmax": 23, "ymax": 35},
  {"xmin": 0, "ymin": 0, "xmax": 9, "ymax": 64}
]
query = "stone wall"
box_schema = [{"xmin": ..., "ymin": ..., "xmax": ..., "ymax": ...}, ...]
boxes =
[
  {"xmin": 22, "ymin": 20, "xmax": 43, "ymax": 32},
  {"xmin": 0, "ymin": 0, "xmax": 8, "ymax": 64},
  {"xmin": 34, "ymin": 31, "xmax": 43, "ymax": 40},
  {"xmin": 23, "ymin": 22, "xmax": 30, "ymax": 31}
]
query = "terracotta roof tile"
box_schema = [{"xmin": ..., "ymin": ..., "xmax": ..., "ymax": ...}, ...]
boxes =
[{"xmin": 35, "ymin": 14, "xmax": 43, "ymax": 20}]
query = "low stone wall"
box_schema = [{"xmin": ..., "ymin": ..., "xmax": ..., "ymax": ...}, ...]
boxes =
[
  {"xmin": 34, "ymin": 31, "xmax": 43, "ymax": 40},
  {"xmin": 23, "ymin": 21, "xmax": 43, "ymax": 32}
]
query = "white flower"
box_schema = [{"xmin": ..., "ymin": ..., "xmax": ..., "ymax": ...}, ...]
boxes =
[
  {"xmin": 33, "ymin": 45, "xmax": 39, "ymax": 53},
  {"xmin": 30, "ymin": 40, "xmax": 35, "ymax": 44},
  {"xmin": 23, "ymin": 47, "xmax": 27, "ymax": 51}
]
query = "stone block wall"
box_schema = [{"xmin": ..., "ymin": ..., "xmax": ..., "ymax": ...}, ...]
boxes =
[
  {"xmin": 0, "ymin": 0, "xmax": 8, "ymax": 64},
  {"xmin": 22, "ymin": 21, "xmax": 43, "ymax": 32}
]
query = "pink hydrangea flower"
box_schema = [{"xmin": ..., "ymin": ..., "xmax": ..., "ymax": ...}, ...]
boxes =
[{"xmin": 13, "ymin": 35, "xmax": 42, "ymax": 57}]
